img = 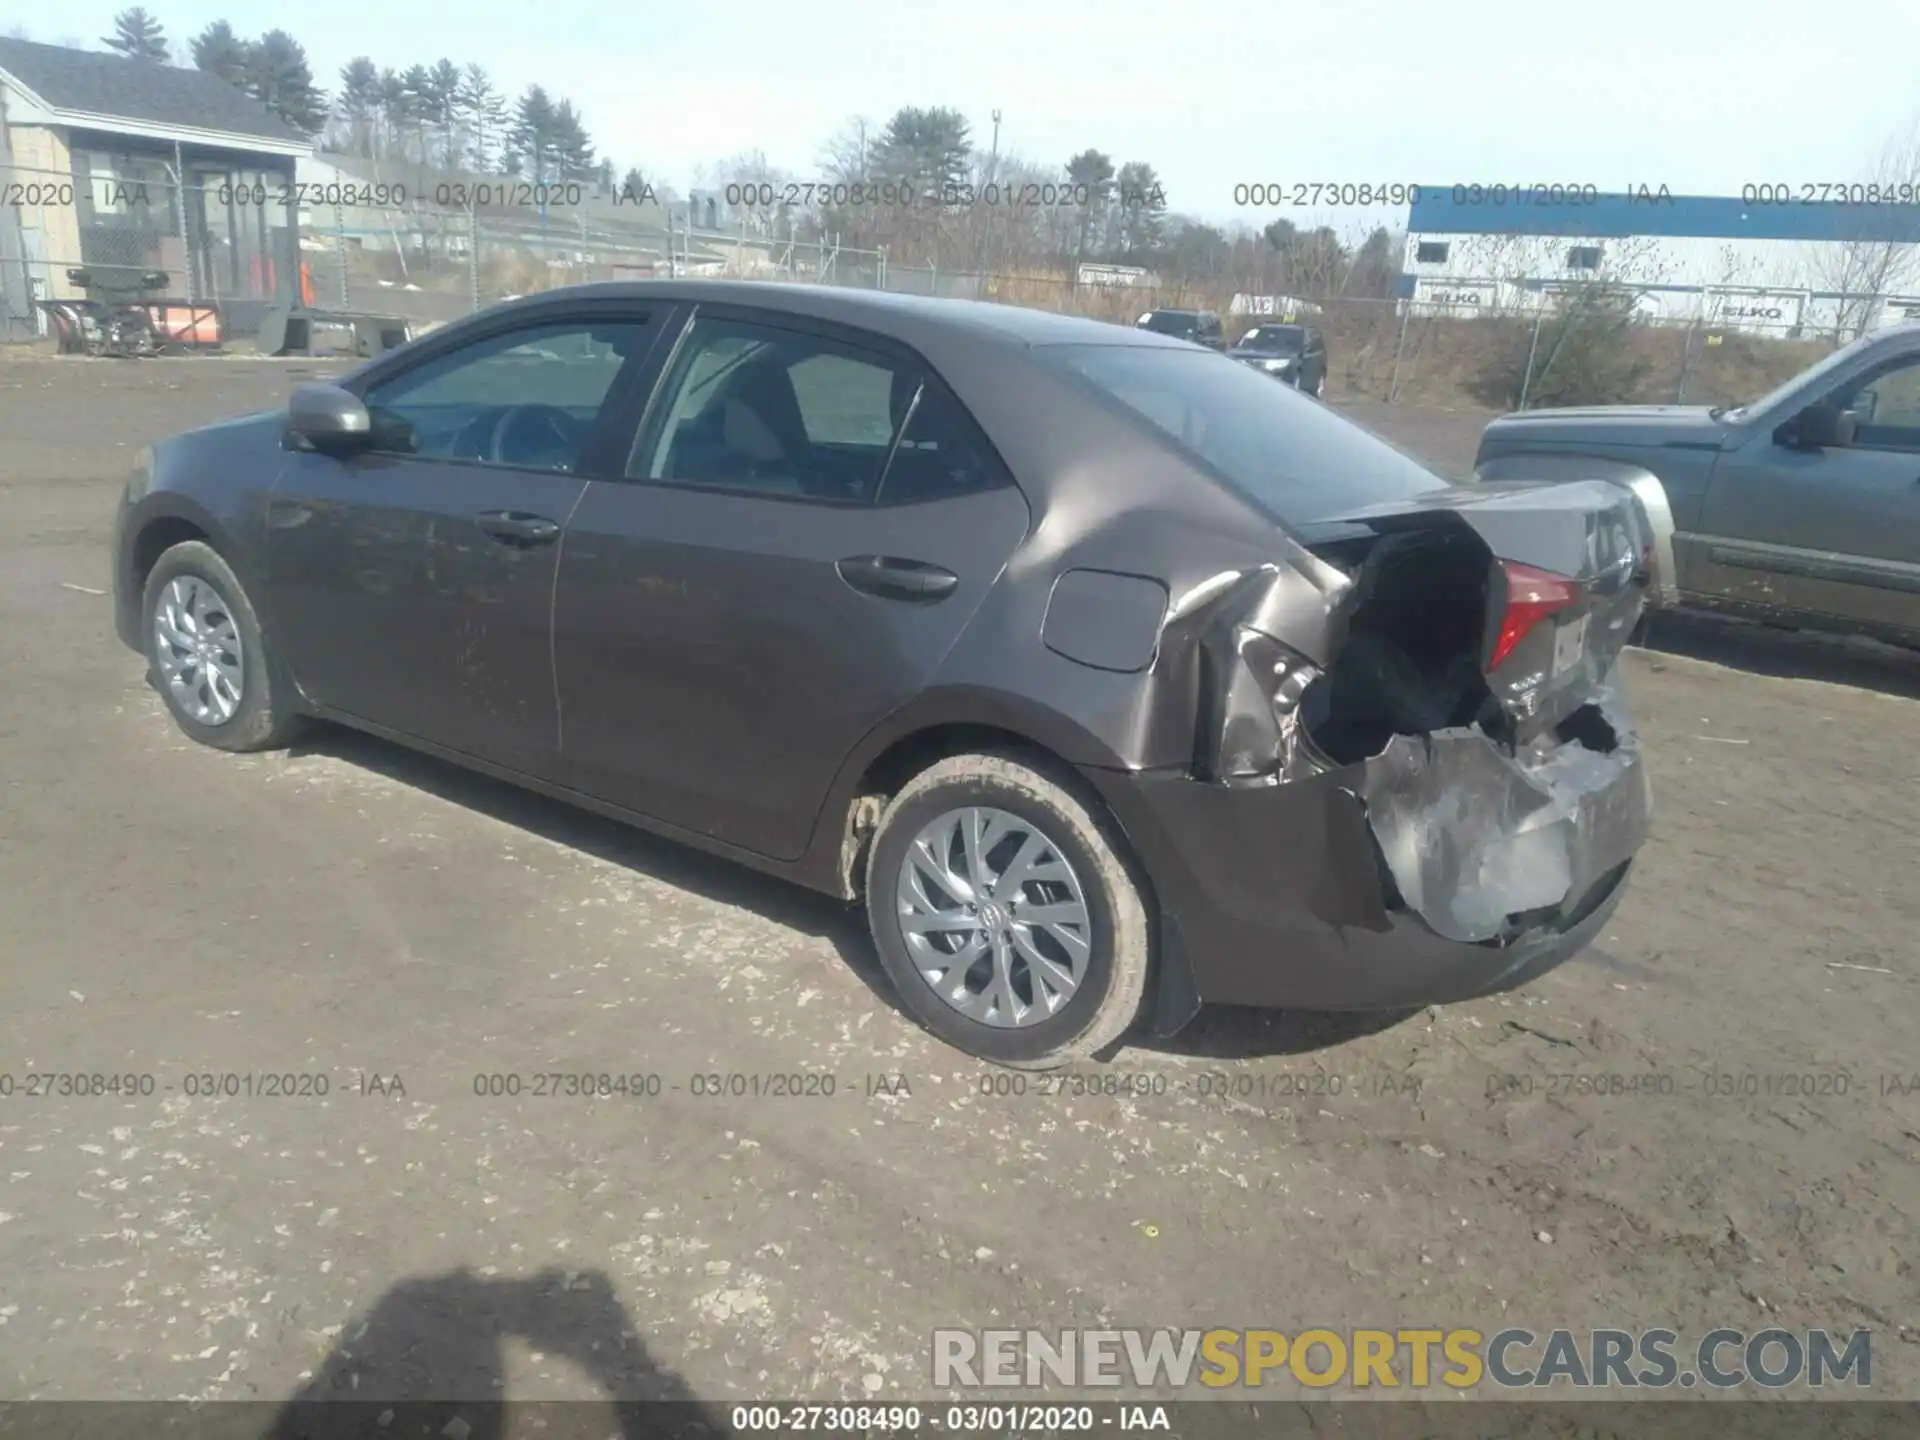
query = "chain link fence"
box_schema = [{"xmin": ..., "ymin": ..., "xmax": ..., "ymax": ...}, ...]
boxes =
[
  {"xmin": 0, "ymin": 160, "xmax": 310, "ymax": 343},
  {"xmin": 285, "ymin": 197, "xmax": 1863, "ymax": 409},
  {"xmin": 0, "ymin": 157, "xmax": 1862, "ymax": 409}
]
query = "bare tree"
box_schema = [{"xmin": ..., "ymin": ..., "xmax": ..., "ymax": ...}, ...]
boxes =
[
  {"xmin": 698, "ymin": 149, "xmax": 791, "ymax": 241},
  {"xmin": 818, "ymin": 117, "xmax": 875, "ymax": 182},
  {"xmin": 1803, "ymin": 120, "xmax": 1920, "ymax": 340}
]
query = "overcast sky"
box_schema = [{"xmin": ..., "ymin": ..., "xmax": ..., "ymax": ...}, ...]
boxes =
[{"xmin": 22, "ymin": 0, "xmax": 1920, "ymax": 229}]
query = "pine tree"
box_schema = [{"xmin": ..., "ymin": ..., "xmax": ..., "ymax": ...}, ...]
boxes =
[
  {"xmin": 245, "ymin": 30, "xmax": 327, "ymax": 134},
  {"xmin": 510, "ymin": 86, "xmax": 557, "ymax": 184},
  {"xmin": 458, "ymin": 65, "xmax": 508, "ymax": 174},
  {"xmin": 190, "ymin": 21, "xmax": 252, "ymax": 88},
  {"xmin": 336, "ymin": 57, "xmax": 381, "ymax": 158},
  {"xmin": 104, "ymin": 7, "xmax": 169, "ymax": 62},
  {"xmin": 424, "ymin": 60, "xmax": 463, "ymax": 169},
  {"xmin": 549, "ymin": 100, "xmax": 595, "ymax": 182}
]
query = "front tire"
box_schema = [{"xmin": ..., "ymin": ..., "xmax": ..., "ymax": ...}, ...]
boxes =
[
  {"xmin": 864, "ymin": 753, "xmax": 1152, "ymax": 1069},
  {"xmin": 143, "ymin": 540, "xmax": 303, "ymax": 752}
]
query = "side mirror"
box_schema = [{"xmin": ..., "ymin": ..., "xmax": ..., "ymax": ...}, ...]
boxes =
[
  {"xmin": 1849, "ymin": 388, "xmax": 1879, "ymax": 423},
  {"xmin": 1779, "ymin": 403, "xmax": 1855, "ymax": 452},
  {"xmin": 287, "ymin": 383, "xmax": 373, "ymax": 453}
]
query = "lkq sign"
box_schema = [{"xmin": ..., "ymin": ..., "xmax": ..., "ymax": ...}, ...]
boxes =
[
  {"xmin": 1705, "ymin": 288, "xmax": 1807, "ymax": 334},
  {"xmin": 1410, "ymin": 276, "xmax": 1502, "ymax": 314}
]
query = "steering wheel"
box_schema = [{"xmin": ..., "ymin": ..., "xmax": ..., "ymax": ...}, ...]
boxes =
[{"xmin": 483, "ymin": 404, "xmax": 586, "ymax": 469}]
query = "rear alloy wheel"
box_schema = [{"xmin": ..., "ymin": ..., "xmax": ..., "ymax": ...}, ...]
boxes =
[
  {"xmin": 865, "ymin": 753, "xmax": 1152, "ymax": 1068},
  {"xmin": 143, "ymin": 540, "xmax": 302, "ymax": 752}
]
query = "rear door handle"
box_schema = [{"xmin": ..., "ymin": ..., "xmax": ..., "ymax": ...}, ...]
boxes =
[
  {"xmin": 836, "ymin": 555, "xmax": 960, "ymax": 603},
  {"xmin": 476, "ymin": 511, "xmax": 562, "ymax": 547}
]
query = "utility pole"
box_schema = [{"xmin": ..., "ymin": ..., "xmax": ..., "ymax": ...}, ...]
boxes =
[{"xmin": 973, "ymin": 109, "xmax": 1002, "ymax": 298}]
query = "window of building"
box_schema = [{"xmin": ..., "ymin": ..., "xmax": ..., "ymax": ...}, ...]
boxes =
[
  {"xmin": 79, "ymin": 152, "xmax": 175, "ymax": 234},
  {"xmin": 1414, "ymin": 241, "xmax": 1450, "ymax": 265},
  {"xmin": 1567, "ymin": 245, "xmax": 1603, "ymax": 271}
]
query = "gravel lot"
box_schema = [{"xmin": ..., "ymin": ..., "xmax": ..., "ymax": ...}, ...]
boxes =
[{"xmin": 0, "ymin": 357, "xmax": 1914, "ymax": 1425}]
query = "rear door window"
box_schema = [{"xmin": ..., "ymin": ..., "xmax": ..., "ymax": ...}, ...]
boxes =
[{"xmin": 628, "ymin": 315, "xmax": 911, "ymax": 502}]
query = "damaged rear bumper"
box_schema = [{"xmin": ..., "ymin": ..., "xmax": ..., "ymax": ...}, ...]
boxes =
[{"xmin": 1081, "ymin": 697, "xmax": 1649, "ymax": 1021}]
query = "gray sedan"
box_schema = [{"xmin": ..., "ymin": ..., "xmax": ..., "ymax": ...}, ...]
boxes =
[{"xmin": 112, "ymin": 282, "xmax": 1656, "ymax": 1067}]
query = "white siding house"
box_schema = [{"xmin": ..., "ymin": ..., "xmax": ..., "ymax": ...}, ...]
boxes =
[{"xmin": 1399, "ymin": 188, "xmax": 1920, "ymax": 336}]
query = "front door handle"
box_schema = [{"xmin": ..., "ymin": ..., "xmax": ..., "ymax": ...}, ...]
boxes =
[
  {"xmin": 476, "ymin": 511, "xmax": 561, "ymax": 547},
  {"xmin": 836, "ymin": 555, "xmax": 960, "ymax": 603}
]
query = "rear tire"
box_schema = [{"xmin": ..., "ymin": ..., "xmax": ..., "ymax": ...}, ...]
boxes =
[
  {"xmin": 864, "ymin": 753, "xmax": 1152, "ymax": 1069},
  {"xmin": 143, "ymin": 540, "xmax": 303, "ymax": 753}
]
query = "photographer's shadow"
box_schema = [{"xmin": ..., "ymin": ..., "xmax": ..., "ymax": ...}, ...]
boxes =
[{"xmin": 266, "ymin": 1266, "xmax": 725, "ymax": 1440}]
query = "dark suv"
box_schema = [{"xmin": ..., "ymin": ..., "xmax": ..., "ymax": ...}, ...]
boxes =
[
  {"xmin": 1228, "ymin": 323, "xmax": 1328, "ymax": 397},
  {"xmin": 1135, "ymin": 308, "xmax": 1225, "ymax": 350}
]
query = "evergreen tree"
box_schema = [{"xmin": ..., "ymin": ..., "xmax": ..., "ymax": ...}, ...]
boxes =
[
  {"xmin": 458, "ymin": 65, "xmax": 508, "ymax": 173},
  {"xmin": 336, "ymin": 57, "xmax": 382, "ymax": 157},
  {"xmin": 510, "ymin": 86, "xmax": 558, "ymax": 183},
  {"xmin": 104, "ymin": 7, "xmax": 169, "ymax": 62},
  {"xmin": 245, "ymin": 30, "xmax": 328, "ymax": 133},
  {"xmin": 190, "ymin": 21, "xmax": 251, "ymax": 88}
]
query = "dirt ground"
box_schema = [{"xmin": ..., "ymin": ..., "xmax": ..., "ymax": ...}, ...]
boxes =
[{"xmin": 0, "ymin": 357, "xmax": 1914, "ymax": 1424}]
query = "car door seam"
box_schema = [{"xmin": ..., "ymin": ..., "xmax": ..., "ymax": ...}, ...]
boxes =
[{"xmin": 549, "ymin": 477, "xmax": 596, "ymax": 756}]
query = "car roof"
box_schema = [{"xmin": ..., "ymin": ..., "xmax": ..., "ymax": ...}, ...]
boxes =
[{"xmin": 490, "ymin": 280, "xmax": 1199, "ymax": 353}]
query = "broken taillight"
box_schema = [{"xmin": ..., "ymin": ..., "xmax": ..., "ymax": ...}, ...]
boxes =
[{"xmin": 1489, "ymin": 561, "xmax": 1581, "ymax": 669}]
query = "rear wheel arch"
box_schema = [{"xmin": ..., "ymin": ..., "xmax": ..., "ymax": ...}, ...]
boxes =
[
  {"xmin": 808, "ymin": 694, "xmax": 1139, "ymax": 901},
  {"xmin": 825, "ymin": 713, "xmax": 1141, "ymax": 873},
  {"xmin": 831, "ymin": 722, "xmax": 1103, "ymax": 898}
]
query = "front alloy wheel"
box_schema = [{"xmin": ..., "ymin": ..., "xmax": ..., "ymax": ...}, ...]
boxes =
[
  {"xmin": 153, "ymin": 574, "xmax": 245, "ymax": 725},
  {"xmin": 141, "ymin": 539, "xmax": 302, "ymax": 752}
]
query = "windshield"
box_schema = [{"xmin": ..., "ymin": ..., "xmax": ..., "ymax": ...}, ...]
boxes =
[
  {"xmin": 1046, "ymin": 344, "xmax": 1448, "ymax": 526},
  {"xmin": 1139, "ymin": 311, "xmax": 1199, "ymax": 336},
  {"xmin": 1234, "ymin": 326, "xmax": 1304, "ymax": 353},
  {"xmin": 1726, "ymin": 332, "xmax": 1878, "ymax": 421}
]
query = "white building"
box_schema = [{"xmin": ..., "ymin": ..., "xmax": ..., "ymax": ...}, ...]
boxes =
[{"xmin": 1399, "ymin": 187, "xmax": 1920, "ymax": 336}]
